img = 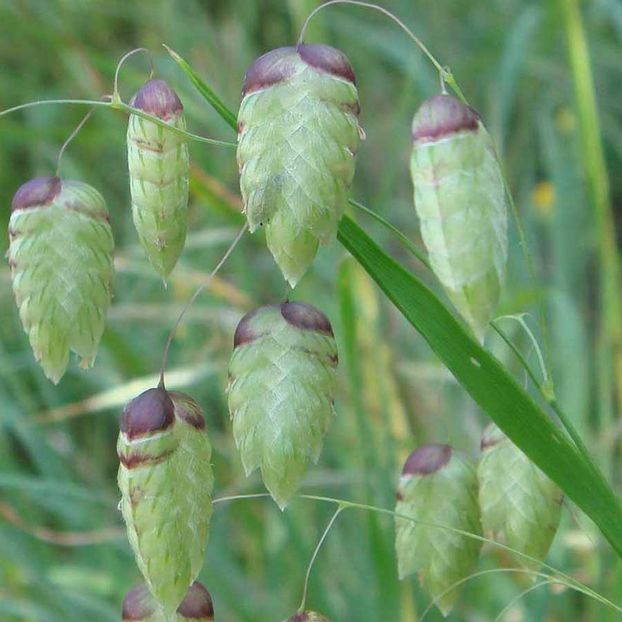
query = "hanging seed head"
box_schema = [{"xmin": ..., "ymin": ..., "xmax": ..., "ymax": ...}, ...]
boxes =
[
  {"xmin": 478, "ymin": 423, "xmax": 562, "ymax": 567},
  {"xmin": 283, "ymin": 612, "xmax": 330, "ymax": 622},
  {"xmin": 123, "ymin": 581, "xmax": 214, "ymax": 621},
  {"xmin": 237, "ymin": 44, "xmax": 362, "ymax": 287},
  {"xmin": 127, "ymin": 79, "xmax": 189, "ymax": 280},
  {"xmin": 228, "ymin": 301, "xmax": 338, "ymax": 509},
  {"xmin": 117, "ymin": 388, "xmax": 214, "ymax": 616},
  {"xmin": 410, "ymin": 94, "xmax": 507, "ymax": 342},
  {"xmin": 395, "ymin": 443, "xmax": 482, "ymax": 616},
  {"xmin": 8, "ymin": 176, "xmax": 114, "ymax": 383}
]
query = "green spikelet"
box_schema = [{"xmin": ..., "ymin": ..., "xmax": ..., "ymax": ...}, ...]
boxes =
[
  {"xmin": 127, "ymin": 79, "xmax": 189, "ymax": 279},
  {"xmin": 410, "ymin": 94, "xmax": 507, "ymax": 341},
  {"xmin": 122, "ymin": 581, "xmax": 214, "ymax": 621},
  {"xmin": 283, "ymin": 612, "xmax": 330, "ymax": 622},
  {"xmin": 227, "ymin": 302, "xmax": 338, "ymax": 508},
  {"xmin": 237, "ymin": 44, "xmax": 361, "ymax": 286},
  {"xmin": 478, "ymin": 423, "xmax": 562, "ymax": 566},
  {"xmin": 117, "ymin": 387, "xmax": 213, "ymax": 617},
  {"xmin": 395, "ymin": 444, "xmax": 482, "ymax": 616},
  {"xmin": 7, "ymin": 176, "xmax": 114, "ymax": 384}
]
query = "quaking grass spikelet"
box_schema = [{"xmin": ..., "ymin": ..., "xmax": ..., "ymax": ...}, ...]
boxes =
[
  {"xmin": 8, "ymin": 176, "xmax": 114, "ymax": 383},
  {"xmin": 227, "ymin": 302, "xmax": 338, "ymax": 508},
  {"xmin": 395, "ymin": 444, "xmax": 482, "ymax": 616},
  {"xmin": 410, "ymin": 94, "xmax": 508, "ymax": 340},
  {"xmin": 478, "ymin": 423, "xmax": 562, "ymax": 566},
  {"xmin": 117, "ymin": 387, "xmax": 213, "ymax": 617},
  {"xmin": 237, "ymin": 44, "xmax": 361, "ymax": 286},
  {"xmin": 127, "ymin": 79, "xmax": 189, "ymax": 280}
]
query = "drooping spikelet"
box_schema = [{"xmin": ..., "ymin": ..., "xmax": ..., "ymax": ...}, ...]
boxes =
[
  {"xmin": 227, "ymin": 302, "xmax": 338, "ymax": 508},
  {"xmin": 8, "ymin": 176, "xmax": 114, "ymax": 383},
  {"xmin": 395, "ymin": 444, "xmax": 482, "ymax": 616},
  {"xmin": 127, "ymin": 79, "xmax": 189, "ymax": 279},
  {"xmin": 478, "ymin": 423, "xmax": 562, "ymax": 566},
  {"xmin": 122, "ymin": 581, "xmax": 215, "ymax": 621},
  {"xmin": 117, "ymin": 387, "xmax": 213, "ymax": 617},
  {"xmin": 410, "ymin": 94, "xmax": 508, "ymax": 341},
  {"xmin": 237, "ymin": 44, "xmax": 362, "ymax": 286}
]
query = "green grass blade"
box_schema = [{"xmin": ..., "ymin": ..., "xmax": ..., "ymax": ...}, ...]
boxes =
[
  {"xmin": 336, "ymin": 214, "xmax": 622, "ymax": 558},
  {"xmin": 163, "ymin": 44, "xmax": 238, "ymax": 131}
]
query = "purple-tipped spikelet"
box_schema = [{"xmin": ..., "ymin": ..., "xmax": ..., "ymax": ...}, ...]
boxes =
[
  {"xmin": 478, "ymin": 423, "xmax": 562, "ymax": 567},
  {"xmin": 228, "ymin": 301, "xmax": 338, "ymax": 508},
  {"xmin": 395, "ymin": 444, "xmax": 482, "ymax": 616},
  {"xmin": 8, "ymin": 176, "xmax": 114, "ymax": 383},
  {"xmin": 410, "ymin": 94, "xmax": 508, "ymax": 341},
  {"xmin": 123, "ymin": 581, "xmax": 214, "ymax": 621},
  {"xmin": 127, "ymin": 78, "xmax": 189, "ymax": 279},
  {"xmin": 117, "ymin": 387, "xmax": 214, "ymax": 616},
  {"xmin": 237, "ymin": 44, "xmax": 362, "ymax": 286}
]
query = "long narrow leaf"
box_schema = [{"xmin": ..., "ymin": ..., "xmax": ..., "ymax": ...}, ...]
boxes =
[
  {"xmin": 164, "ymin": 44, "xmax": 238, "ymax": 131},
  {"xmin": 337, "ymin": 215, "xmax": 622, "ymax": 557}
]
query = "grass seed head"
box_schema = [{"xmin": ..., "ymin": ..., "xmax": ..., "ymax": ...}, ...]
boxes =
[
  {"xmin": 228, "ymin": 301, "xmax": 338, "ymax": 508},
  {"xmin": 478, "ymin": 423, "xmax": 563, "ymax": 567},
  {"xmin": 8, "ymin": 176, "xmax": 114, "ymax": 383},
  {"xmin": 395, "ymin": 443, "xmax": 482, "ymax": 616},
  {"xmin": 237, "ymin": 44, "xmax": 361, "ymax": 286},
  {"xmin": 117, "ymin": 388, "xmax": 214, "ymax": 616},
  {"xmin": 127, "ymin": 78, "xmax": 189, "ymax": 280},
  {"xmin": 410, "ymin": 94, "xmax": 508, "ymax": 341}
]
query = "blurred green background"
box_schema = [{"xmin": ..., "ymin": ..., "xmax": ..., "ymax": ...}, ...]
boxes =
[{"xmin": 1, "ymin": 0, "xmax": 622, "ymax": 620}]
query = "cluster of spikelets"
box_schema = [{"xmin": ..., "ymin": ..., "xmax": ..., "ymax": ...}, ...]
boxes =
[
  {"xmin": 395, "ymin": 432, "xmax": 562, "ymax": 616},
  {"xmin": 5, "ymin": 30, "xmax": 547, "ymax": 621}
]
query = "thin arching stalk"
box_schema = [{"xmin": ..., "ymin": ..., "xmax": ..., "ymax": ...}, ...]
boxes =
[
  {"xmin": 112, "ymin": 47, "xmax": 154, "ymax": 105},
  {"xmin": 0, "ymin": 99, "xmax": 236, "ymax": 147},
  {"xmin": 298, "ymin": 506, "xmax": 344, "ymax": 612},
  {"xmin": 158, "ymin": 223, "xmax": 248, "ymax": 386},
  {"xmin": 297, "ymin": 0, "xmax": 465, "ymax": 100}
]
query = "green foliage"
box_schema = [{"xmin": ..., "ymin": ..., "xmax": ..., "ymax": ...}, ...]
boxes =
[
  {"xmin": 227, "ymin": 302, "xmax": 338, "ymax": 508},
  {"xmin": 237, "ymin": 44, "xmax": 361, "ymax": 286},
  {"xmin": 478, "ymin": 422, "xmax": 562, "ymax": 566},
  {"xmin": 395, "ymin": 444, "xmax": 482, "ymax": 616},
  {"xmin": 8, "ymin": 177, "xmax": 114, "ymax": 383}
]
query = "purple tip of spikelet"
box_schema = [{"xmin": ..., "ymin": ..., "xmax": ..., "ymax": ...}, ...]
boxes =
[
  {"xmin": 402, "ymin": 444, "xmax": 452, "ymax": 476},
  {"xmin": 122, "ymin": 582, "xmax": 214, "ymax": 621},
  {"xmin": 177, "ymin": 582, "xmax": 215, "ymax": 621},
  {"xmin": 280, "ymin": 301, "xmax": 334, "ymax": 336},
  {"xmin": 168, "ymin": 391, "xmax": 206, "ymax": 430},
  {"xmin": 131, "ymin": 78, "xmax": 183, "ymax": 119},
  {"xmin": 242, "ymin": 43, "xmax": 356, "ymax": 96},
  {"xmin": 480, "ymin": 423, "xmax": 506, "ymax": 451},
  {"xmin": 120, "ymin": 386, "xmax": 175, "ymax": 439},
  {"xmin": 11, "ymin": 176, "xmax": 61, "ymax": 212},
  {"xmin": 411, "ymin": 94, "xmax": 480, "ymax": 143},
  {"xmin": 122, "ymin": 584, "xmax": 155, "ymax": 620}
]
